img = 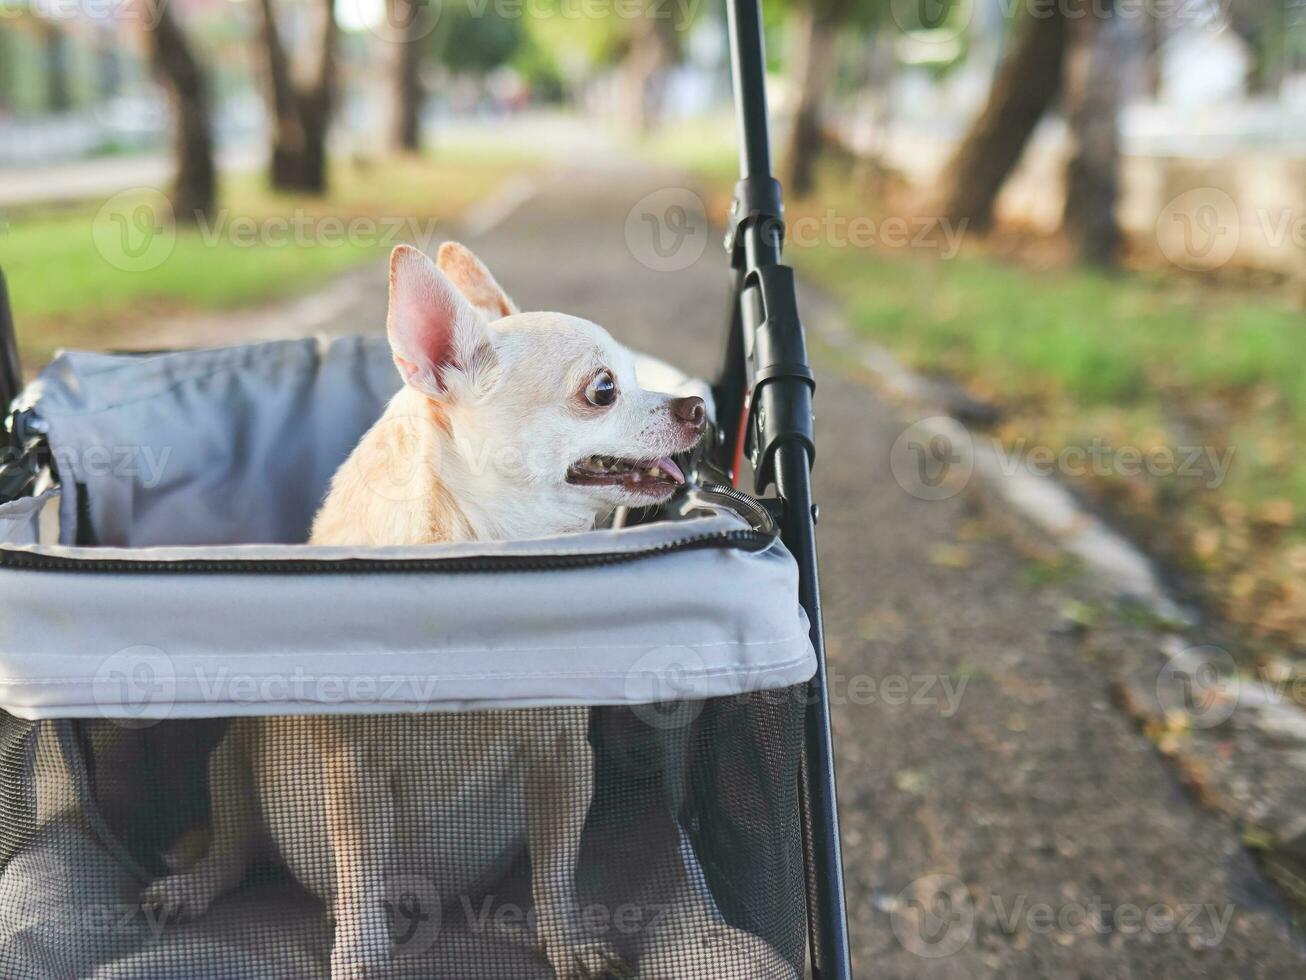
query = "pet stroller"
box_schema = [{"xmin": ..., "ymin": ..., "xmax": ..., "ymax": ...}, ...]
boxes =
[{"xmin": 0, "ymin": 1, "xmax": 852, "ymax": 977}]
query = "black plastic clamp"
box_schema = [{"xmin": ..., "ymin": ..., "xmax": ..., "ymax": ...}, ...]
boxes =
[
  {"xmin": 725, "ymin": 176, "xmax": 786, "ymax": 262},
  {"xmin": 745, "ymin": 264, "xmax": 816, "ymax": 489}
]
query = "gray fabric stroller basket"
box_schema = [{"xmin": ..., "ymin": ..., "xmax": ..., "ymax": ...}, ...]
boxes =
[{"xmin": 0, "ymin": 338, "xmax": 816, "ymax": 980}]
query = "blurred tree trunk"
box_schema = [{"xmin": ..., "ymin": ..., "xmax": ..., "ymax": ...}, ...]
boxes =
[
  {"xmin": 1062, "ymin": 0, "xmax": 1124, "ymax": 266},
  {"xmin": 782, "ymin": 7, "xmax": 838, "ymax": 198},
  {"xmin": 257, "ymin": 0, "xmax": 337, "ymax": 193},
  {"xmin": 42, "ymin": 23, "xmax": 71, "ymax": 112},
  {"xmin": 146, "ymin": 1, "xmax": 216, "ymax": 222},
  {"xmin": 939, "ymin": 8, "xmax": 1068, "ymax": 229},
  {"xmin": 387, "ymin": 0, "xmax": 424, "ymax": 152},
  {"xmin": 622, "ymin": 17, "xmax": 678, "ymax": 133},
  {"xmin": 1141, "ymin": 4, "xmax": 1162, "ymax": 99},
  {"xmin": 1227, "ymin": 0, "xmax": 1282, "ymax": 95},
  {"xmin": 0, "ymin": 31, "xmax": 14, "ymax": 113},
  {"xmin": 96, "ymin": 26, "xmax": 123, "ymax": 98}
]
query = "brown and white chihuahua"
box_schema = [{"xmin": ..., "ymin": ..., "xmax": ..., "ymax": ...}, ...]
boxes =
[{"xmin": 142, "ymin": 243, "xmax": 711, "ymax": 979}]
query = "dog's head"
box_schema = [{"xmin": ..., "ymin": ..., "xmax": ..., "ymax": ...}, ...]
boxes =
[{"xmin": 385, "ymin": 243, "xmax": 706, "ymax": 523}]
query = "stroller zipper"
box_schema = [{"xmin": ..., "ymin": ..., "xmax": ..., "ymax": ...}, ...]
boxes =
[{"xmin": 0, "ymin": 525, "xmax": 774, "ymax": 575}]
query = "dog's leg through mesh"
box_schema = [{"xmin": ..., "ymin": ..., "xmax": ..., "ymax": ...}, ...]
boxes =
[
  {"xmin": 140, "ymin": 721, "xmax": 260, "ymax": 921},
  {"xmin": 527, "ymin": 707, "xmax": 628, "ymax": 979},
  {"xmin": 324, "ymin": 731, "xmax": 399, "ymax": 976}
]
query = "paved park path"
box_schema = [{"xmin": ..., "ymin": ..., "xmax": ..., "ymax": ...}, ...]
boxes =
[{"xmin": 138, "ymin": 157, "xmax": 1306, "ymax": 978}]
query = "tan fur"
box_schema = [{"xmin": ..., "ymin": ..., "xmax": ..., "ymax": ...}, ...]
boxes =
[
  {"xmin": 310, "ymin": 387, "xmax": 473, "ymax": 547},
  {"xmin": 437, "ymin": 241, "xmax": 519, "ymax": 321}
]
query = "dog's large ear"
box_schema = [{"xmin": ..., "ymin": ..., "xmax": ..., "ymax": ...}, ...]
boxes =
[
  {"xmin": 437, "ymin": 241, "xmax": 519, "ymax": 320},
  {"xmin": 386, "ymin": 245, "xmax": 490, "ymax": 393}
]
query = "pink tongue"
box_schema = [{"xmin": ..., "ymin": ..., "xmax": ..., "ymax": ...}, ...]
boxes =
[{"xmin": 658, "ymin": 456, "xmax": 686, "ymax": 485}]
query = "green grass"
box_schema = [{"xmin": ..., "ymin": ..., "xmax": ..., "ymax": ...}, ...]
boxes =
[
  {"xmin": 793, "ymin": 246, "xmax": 1303, "ymax": 415},
  {"xmin": 0, "ymin": 152, "xmax": 537, "ymax": 362},
  {"xmin": 793, "ymin": 246, "xmax": 1306, "ymax": 506}
]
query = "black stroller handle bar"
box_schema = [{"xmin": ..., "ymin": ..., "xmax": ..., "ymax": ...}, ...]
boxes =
[
  {"xmin": 0, "ymin": 271, "xmax": 20, "ymax": 441},
  {"xmin": 719, "ymin": 1, "xmax": 855, "ymax": 977}
]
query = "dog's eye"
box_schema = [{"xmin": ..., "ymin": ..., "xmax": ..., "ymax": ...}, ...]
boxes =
[{"xmin": 584, "ymin": 370, "xmax": 617, "ymax": 408}]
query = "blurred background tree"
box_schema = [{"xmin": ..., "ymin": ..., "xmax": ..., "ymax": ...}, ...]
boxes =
[
  {"xmin": 780, "ymin": 0, "xmax": 890, "ymax": 197},
  {"xmin": 41, "ymin": 20, "xmax": 72, "ymax": 113},
  {"xmin": 1061, "ymin": 0, "xmax": 1124, "ymax": 266},
  {"xmin": 1227, "ymin": 0, "xmax": 1289, "ymax": 94},
  {"xmin": 937, "ymin": 0, "xmax": 1125, "ymax": 265},
  {"xmin": 938, "ymin": 5, "xmax": 1068, "ymax": 231},
  {"xmin": 524, "ymin": 0, "xmax": 696, "ymax": 132},
  {"xmin": 430, "ymin": 3, "xmax": 523, "ymax": 77},
  {"xmin": 620, "ymin": 14, "xmax": 681, "ymax": 132},
  {"xmin": 385, "ymin": 0, "xmax": 427, "ymax": 153},
  {"xmin": 145, "ymin": 0, "xmax": 216, "ymax": 221},
  {"xmin": 257, "ymin": 0, "xmax": 338, "ymax": 193}
]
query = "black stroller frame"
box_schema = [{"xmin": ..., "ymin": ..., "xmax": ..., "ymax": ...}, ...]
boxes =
[
  {"xmin": 0, "ymin": 2, "xmax": 853, "ymax": 975},
  {"xmin": 714, "ymin": 3, "xmax": 853, "ymax": 977}
]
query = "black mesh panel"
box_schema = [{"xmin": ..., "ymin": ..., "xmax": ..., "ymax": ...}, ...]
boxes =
[{"xmin": 0, "ymin": 694, "xmax": 805, "ymax": 979}]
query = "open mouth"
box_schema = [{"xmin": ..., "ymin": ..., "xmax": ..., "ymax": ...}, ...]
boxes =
[{"xmin": 566, "ymin": 455, "xmax": 686, "ymax": 497}]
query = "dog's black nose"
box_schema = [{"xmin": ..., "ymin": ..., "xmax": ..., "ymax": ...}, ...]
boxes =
[{"xmin": 671, "ymin": 396, "xmax": 707, "ymax": 433}]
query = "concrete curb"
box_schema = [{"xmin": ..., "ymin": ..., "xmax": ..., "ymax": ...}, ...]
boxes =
[{"xmin": 808, "ymin": 306, "xmax": 1191, "ymax": 624}]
